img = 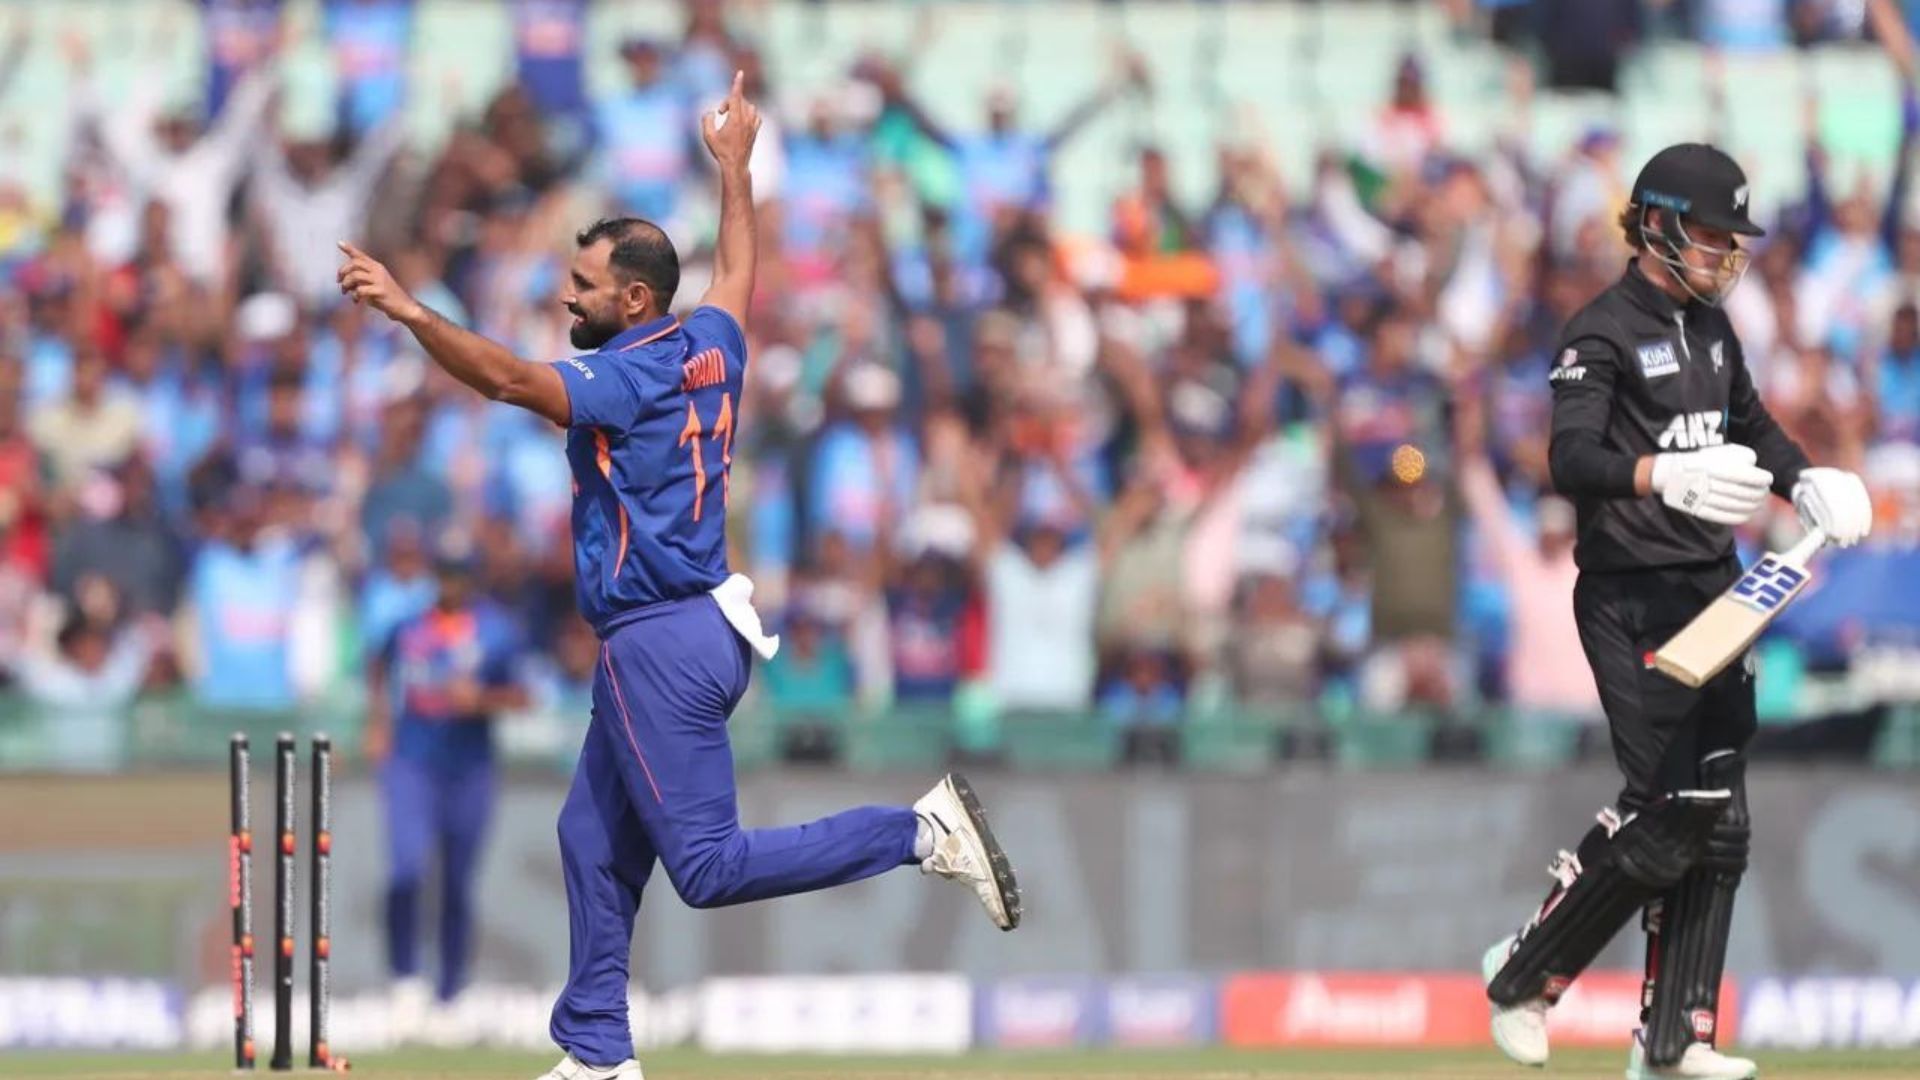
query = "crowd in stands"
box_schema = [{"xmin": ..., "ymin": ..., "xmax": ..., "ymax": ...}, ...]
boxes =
[{"xmin": 2, "ymin": 0, "xmax": 1919, "ymax": 770}]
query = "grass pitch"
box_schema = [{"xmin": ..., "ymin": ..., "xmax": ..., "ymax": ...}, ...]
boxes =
[{"xmin": 9, "ymin": 1048, "xmax": 1920, "ymax": 1080}]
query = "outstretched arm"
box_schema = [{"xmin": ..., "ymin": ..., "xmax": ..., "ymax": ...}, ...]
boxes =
[
  {"xmin": 1046, "ymin": 52, "xmax": 1146, "ymax": 151},
  {"xmin": 698, "ymin": 71, "xmax": 762, "ymax": 327},
  {"xmin": 337, "ymin": 241, "xmax": 570, "ymax": 426}
]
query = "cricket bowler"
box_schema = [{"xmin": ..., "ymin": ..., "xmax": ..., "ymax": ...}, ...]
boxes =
[
  {"xmin": 337, "ymin": 73, "xmax": 1020, "ymax": 1080},
  {"xmin": 1481, "ymin": 144, "xmax": 1874, "ymax": 1078}
]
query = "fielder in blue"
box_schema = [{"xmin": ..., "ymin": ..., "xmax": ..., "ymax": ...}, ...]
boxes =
[
  {"xmin": 366, "ymin": 549, "xmax": 526, "ymax": 1007},
  {"xmin": 339, "ymin": 72, "xmax": 1021, "ymax": 1080}
]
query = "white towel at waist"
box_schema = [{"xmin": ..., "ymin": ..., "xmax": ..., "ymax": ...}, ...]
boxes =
[{"xmin": 709, "ymin": 573, "xmax": 781, "ymax": 660}]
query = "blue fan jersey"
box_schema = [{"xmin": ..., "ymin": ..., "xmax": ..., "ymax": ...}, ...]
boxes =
[{"xmin": 549, "ymin": 308, "xmax": 745, "ymax": 636}]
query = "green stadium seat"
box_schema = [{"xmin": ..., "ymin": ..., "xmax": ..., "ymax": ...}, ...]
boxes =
[
  {"xmin": 1872, "ymin": 706, "xmax": 1920, "ymax": 768},
  {"xmin": 726, "ymin": 698, "xmax": 782, "ymax": 772},
  {"xmin": 1331, "ymin": 708, "xmax": 1435, "ymax": 770},
  {"xmin": 1180, "ymin": 703, "xmax": 1303, "ymax": 773},
  {"xmin": 1481, "ymin": 709, "xmax": 1585, "ymax": 771},
  {"xmin": 1000, "ymin": 709, "xmax": 1120, "ymax": 771},
  {"xmin": 843, "ymin": 704, "xmax": 952, "ymax": 773}
]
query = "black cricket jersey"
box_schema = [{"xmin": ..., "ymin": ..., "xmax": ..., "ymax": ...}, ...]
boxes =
[{"xmin": 1547, "ymin": 260, "xmax": 1811, "ymax": 573}]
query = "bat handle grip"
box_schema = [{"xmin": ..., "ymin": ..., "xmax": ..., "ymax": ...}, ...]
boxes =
[{"xmin": 1783, "ymin": 526, "xmax": 1827, "ymax": 566}]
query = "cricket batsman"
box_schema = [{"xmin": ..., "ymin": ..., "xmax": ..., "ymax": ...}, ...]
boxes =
[
  {"xmin": 1481, "ymin": 144, "xmax": 1874, "ymax": 1078},
  {"xmin": 338, "ymin": 73, "xmax": 1020, "ymax": 1080}
]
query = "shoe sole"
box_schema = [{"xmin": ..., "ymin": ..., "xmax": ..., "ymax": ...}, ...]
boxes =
[{"xmin": 946, "ymin": 773, "xmax": 1022, "ymax": 931}]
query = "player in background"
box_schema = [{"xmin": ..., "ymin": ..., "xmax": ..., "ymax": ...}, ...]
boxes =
[
  {"xmin": 1480, "ymin": 145, "xmax": 1874, "ymax": 1079},
  {"xmin": 366, "ymin": 545, "xmax": 526, "ymax": 1020},
  {"xmin": 338, "ymin": 73, "xmax": 1020, "ymax": 1080}
]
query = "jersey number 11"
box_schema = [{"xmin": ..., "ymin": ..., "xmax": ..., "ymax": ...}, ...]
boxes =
[{"xmin": 676, "ymin": 392, "xmax": 734, "ymax": 522}]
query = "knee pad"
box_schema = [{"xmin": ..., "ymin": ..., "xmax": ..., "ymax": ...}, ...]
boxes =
[
  {"xmin": 1697, "ymin": 750, "xmax": 1749, "ymax": 876},
  {"xmin": 1612, "ymin": 790, "xmax": 1731, "ymax": 890}
]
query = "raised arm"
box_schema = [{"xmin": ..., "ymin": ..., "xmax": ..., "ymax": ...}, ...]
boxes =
[
  {"xmin": 871, "ymin": 62, "xmax": 957, "ymax": 150},
  {"xmin": 1886, "ymin": 88, "xmax": 1918, "ymax": 250},
  {"xmin": 698, "ymin": 71, "xmax": 763, "ymax": 327},
  {"xmin": 1871, "ymin": 0, "xmax": 1920, "ymax": 83},
  {"xmin": 1046, "ymin": 51, "xmax": 1146, "ymax": 151},
  {"xmin": 337, "ymin": 241, "xmax": 570, "ymax": 426}
]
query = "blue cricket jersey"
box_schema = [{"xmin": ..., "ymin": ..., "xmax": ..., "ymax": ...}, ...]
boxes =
[
  {"xmin": 549, "ymin": 308, "xmax": 745, "ymax": 636},
  {"xmin": 380, "ymin": 601, "xmax": 522, "ymax": 768}
]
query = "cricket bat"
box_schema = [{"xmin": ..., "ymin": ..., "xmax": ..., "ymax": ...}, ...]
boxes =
[{"xmin": 1653, "ymin": 528, "xmax": 1828, "ymax": 688}]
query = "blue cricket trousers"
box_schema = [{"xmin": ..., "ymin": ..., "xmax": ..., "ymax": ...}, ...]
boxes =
[
  {"xmin": 381, "ymin": 753, "xmax": 495, "ymax": 1001},
  {"xmin": 550, "ymin": 595, "xmax": 919, "ymax": 1066}
]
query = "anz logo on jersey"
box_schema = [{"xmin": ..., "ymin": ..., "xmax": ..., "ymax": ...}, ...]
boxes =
[{"xmin": 1656, "ymin": 410, "xmax": 1726, "ymax": 450}]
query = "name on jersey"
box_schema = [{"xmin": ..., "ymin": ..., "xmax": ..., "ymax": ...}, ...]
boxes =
[
  {"xmin": 564, "ymin": 356, "xmax": 596, "ymax": 380},
  {"xmin": 1657, "ymin": 410, "xmax": 1726, "ymax": 450},
  {"xmin": 1638, "ymin": 341, "xmax": 1680, "ymax": 379},
  {"xmin": 681, "ymin": 348, "xmax": 725, "ymax": 391}
]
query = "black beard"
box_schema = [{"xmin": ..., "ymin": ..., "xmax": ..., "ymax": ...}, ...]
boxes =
[{"xmin": 569, "ymin": 313, "xmax": 620, "ymax": 350}]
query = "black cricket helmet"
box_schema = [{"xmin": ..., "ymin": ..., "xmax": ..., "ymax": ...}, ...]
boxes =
[{"xmin": 1630, "ymin": 143, "xmax": 1761, "ymax": 304}]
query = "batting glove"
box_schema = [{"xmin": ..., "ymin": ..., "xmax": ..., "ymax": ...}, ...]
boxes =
[
  {"xmin": 1650, "ymin": 444, "xmax": 1773, "ymax": 526},
  {"xmin": 1792, "ymin": 466, "xmax": 1873, "ymax": 547}
]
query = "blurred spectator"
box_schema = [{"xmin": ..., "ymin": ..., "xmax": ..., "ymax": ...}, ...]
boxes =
[
  {"xmin": 809, "ymin": 363, "xmax": 917, "ymax": 553},
  {"xmin": 29, "ymin": 345, "xmax": 141, "ymax": 490},
  {"xmin": 69, "ymin": 35, "xmax": 277, "ymax": 284},
  {"xmin": 1228, "ymin": 569, "xmax": 1321, "ymax": 707},
  {"xmin": 510, "ymin": 0, "xmax": 589, "ymax": 141},
  {"xmin": 964, "ymin": 430, "xmax": 1101, "ymax": 712},
  {"xmin": 3, "ymin": 606, "xmax": 157, "ymax": 771},
  {"xmin": 1455, "ymin": 383, "xmax": 1597, "ymax": 720},
  {"xmin": 1370, "ymin": 55, "xmax": 1445, "ymax": 176},
  {"xmin": 884, "ymin": 541, "xmax": 973, "ymax": 707},
  {"xmin": 201, "ymin": 0, "xmax": 285, "ymax": 119},
  {"xmin": 325, "ymin": 0, "xmax": 414, "ymax": 138},
  {"xmin": 1099, "ymin": 645, "xmax": 1184, "ymax": 763},
  {"xmin": 1537, "ymin": 0, "xmax": 1643, "ymax": 93},
  {"xmin": 51, "ymin": 460, "xmax": 182, "ymax": 620},
  {"xmin": 181, "ymin": 486, "xmax": 305, "ymax": 709},
  {"xmin": 1867, "ymin": 301, "xmax": 1920, "ymax": 442},
  {"xmin": 760, "ymin": 610, "xmax": 856, "ymax": 752},
  {"xmin": 595, "ymin": 39, "xmax": 695, "ymax": 230},
  {"xmin": 252, "ymin": 117, "xmax": 409, "ymax": 309},
  {"xmin": 1700, "ymin": 0, "xmax": 1793, "ymax": 50},
  {"xmin": 873, "ymin": 52, "xmax": 1144, "ymax": 265},
  {"xmin": 362, "ymin": 396, "xmax": 452, "ymax": 563},
  {"xmin": 238, "ymin": 365, "xmax": 335, "ymax": 493},
  {"xmin": 360, "ymin": 519, "xmax": 437, "ymax": 662}
]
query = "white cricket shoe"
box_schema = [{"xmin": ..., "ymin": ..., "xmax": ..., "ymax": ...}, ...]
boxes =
[
  {"xmin": 913, "ymin": 773, "xmax": 1021, "ymax": 930},
  {"xmin": 388, "ymin": 975, "xmax": 433, "ymax": 1044},
  {"xmin": 1626, "ymin": 1030, "xmax": 1758, "ymax": 1079},
  {"xmin": 532, "ymin": 1053, "xmax": 644, "ymax": 1080},
  {"xmin": 1483, "ymin": 936, "xmax": 1550, "ymax": 1068}
]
